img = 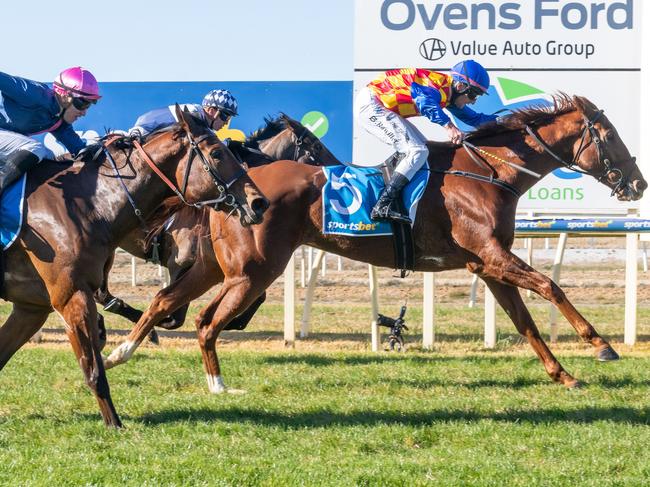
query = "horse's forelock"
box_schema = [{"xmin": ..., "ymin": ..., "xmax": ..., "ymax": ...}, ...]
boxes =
[{"xmin": 247, "ymin": 116, "xmax": 288, "ymax": 144}]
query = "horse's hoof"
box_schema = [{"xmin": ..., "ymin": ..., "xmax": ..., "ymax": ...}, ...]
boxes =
[
  {"xmin": 226, "ymin": 388, "xmax": 247, "ymax": 395},
  {"xmin": 597, "ymin": 346, "xmax": 620, "ymax": 362},
  {"xmin": 103, "ymin": 356, "xmax": 115, "ymax": 370},
  {"xmin": 147, "ymin": 329, "xmax": 160, "ymax": 346},
  {"xmin": 566, "ymin": 379, "xmax": 583, "ymax": 389}
]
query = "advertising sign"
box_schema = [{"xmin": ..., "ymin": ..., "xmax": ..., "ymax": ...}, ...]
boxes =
[
  {"xmin": 40, "ymin": 81, "xmax": 353, "ymax": 164},
  {"xmin": 354, "ymin": 0, "xmax": 643, "ymax": 214}
]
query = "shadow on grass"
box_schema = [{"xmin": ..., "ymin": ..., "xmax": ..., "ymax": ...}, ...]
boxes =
[{"xmin": 133, "ymin": 404, "xmax": 650, "ymax": 428}]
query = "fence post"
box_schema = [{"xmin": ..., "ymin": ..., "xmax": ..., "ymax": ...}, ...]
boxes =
[
  {"xmin": 549, "ymin": 233, "xmax": 568, "ymax": 343},
  {"xmin": 624, "ymin": 233, "xmax": 638, "ymax": 346},
  {"xmin": 284, "ymin": 253, "xmax": 296, "ymax": 347},
  {"xmin": 422, "ymin": 272, "xmax": 435, "ymax": 349}
]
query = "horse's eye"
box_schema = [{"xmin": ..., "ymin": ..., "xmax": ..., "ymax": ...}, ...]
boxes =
[{"xmin": 210, "ymin": 149, "xmax": 221, "ymax": 160}]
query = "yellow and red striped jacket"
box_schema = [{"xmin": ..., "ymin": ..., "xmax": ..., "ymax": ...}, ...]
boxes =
[{"xmin": 367, "ymin": 68, "xmax": 452, "ymax": 118}]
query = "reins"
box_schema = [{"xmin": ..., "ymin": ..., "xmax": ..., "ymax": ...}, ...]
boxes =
[{"xmin": 439, "ymin": 108, "xmax": 629, "ymax": 199}]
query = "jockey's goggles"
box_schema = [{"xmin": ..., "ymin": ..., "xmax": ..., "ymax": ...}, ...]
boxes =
[
  {"xmin": 71, "ymin": 97, "xmax": 97, "ymax": 111},
  {"xmin": 217, "ymin": 110, "xmax": 232, "ymax": 122},
  {"xmin": 466, "ymin": 86, "xmax": 485, "ymax": 100}
]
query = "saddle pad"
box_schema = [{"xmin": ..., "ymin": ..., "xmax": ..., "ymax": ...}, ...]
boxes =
[
  {"xmin": 0, "ymin": 174, "xmax": 27, "ymax": 250},
  {"xmin": 322, "ymin": 166, "xmax": 428, "ymax": 236}
]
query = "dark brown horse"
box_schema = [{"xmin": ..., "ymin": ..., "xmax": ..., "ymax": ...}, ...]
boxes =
[
  {"xmin": 0, "ymin": 106, "xmax": 268, "ymax": 426},
  {"xmin": 105, "ymin": 95, "xmax": 646, "ymax": 392},
  {"xmin": 94, "ymin": 114, "xmax": 341, "ymax": 334}
]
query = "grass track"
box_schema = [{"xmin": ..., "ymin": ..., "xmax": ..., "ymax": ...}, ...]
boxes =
[{"xmin": 1, "ymin": 347, "xmax": 650, "ymax": 485}]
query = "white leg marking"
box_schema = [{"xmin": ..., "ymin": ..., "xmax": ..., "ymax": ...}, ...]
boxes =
[
  {"xmin": 206, "ymin": 374, "xmax": 227, "ymax": 394},
  {"xmin": 104, "ymin": 341, "xmax": 137, "ymax": 369}
]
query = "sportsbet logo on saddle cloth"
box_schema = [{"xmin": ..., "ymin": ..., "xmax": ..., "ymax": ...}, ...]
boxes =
[{"xmin": 322, "ymin": 166, "xmax": 428, "ymax": 236}]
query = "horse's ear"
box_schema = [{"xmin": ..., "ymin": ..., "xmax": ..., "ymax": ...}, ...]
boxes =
[
  {"xmin": 281, "ymin": 113, "xmax": 302, "ymax": 131},
  {"xmin": 572, "ymin": 95, "xmax": 598, "ymax": 118},
  {"xmin": 175, "ymin": 103, "xmax": 191, "ymax": 132}
]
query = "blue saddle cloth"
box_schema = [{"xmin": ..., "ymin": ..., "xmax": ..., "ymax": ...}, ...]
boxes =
[
  {"xmin": 0, "ymin": 174, "xmax": 27, "ymax": 249},
  {"xmin": 322, "ymin": 166, "xmax": 429, "ymax": 236}
]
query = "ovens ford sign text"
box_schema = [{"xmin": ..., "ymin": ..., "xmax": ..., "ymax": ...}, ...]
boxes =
[
  {"xmin": 380, "ymin": 0, "xmax": 634, "ymax": 31},
  {"xmin": 371, "ymin": 0, "xmax": 637, "ymax": 65}
]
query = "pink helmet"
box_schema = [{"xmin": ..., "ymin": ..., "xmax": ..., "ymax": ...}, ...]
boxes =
[{"xmin": 53, "ymin": 67, "xmax": 101, "ymax": 100}]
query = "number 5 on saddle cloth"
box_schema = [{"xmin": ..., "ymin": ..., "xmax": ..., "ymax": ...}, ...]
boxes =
[{"xmin": 321, "ymin": 153, "xmax": 428, "ymax": 276}]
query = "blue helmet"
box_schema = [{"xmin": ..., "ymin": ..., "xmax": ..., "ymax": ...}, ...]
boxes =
[
  {"xmin": 450, "ymin": 60, "xmax": 490, "ymax": 94},
  {"xmin": 202, "ymin": 89, "xmax": 238, "ymax": 116}
]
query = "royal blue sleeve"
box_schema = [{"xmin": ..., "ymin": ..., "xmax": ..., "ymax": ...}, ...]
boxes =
[
  {"xmin": 410, "ymin": 83, "xmax": 451, "ymax": 126},
  {"xmin": 0, "ymin": 72, "xmax": 51, "ymax": 108},
  {"xmin": 51, "ymin": 123, "xmax": 86, "ymax": 155},
  {"xmin": 130, "ymin": 107, "xmax": 176, "ymax": 136},
  {"xmin": 447, "ymin": 105, "xmax": 497, "ymax": 128}
]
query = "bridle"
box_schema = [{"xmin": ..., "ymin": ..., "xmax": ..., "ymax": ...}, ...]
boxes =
[
  {"xmin": 102, "ymin": 129, "xmax": 247, "ymax": 226},
  {"xmin": 292, "ymin": 125, "xmax": 321, "ymax": 164},
  {"xmin": 525, "ymin": 110, "xmax": 632, "ymax": 196}
]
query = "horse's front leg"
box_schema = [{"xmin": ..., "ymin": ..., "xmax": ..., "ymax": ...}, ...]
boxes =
[
  {"xmin": 478, "ymin": 243, "xmax": 618, "ymax": 362},
  {"xmin": 104, "ymin": 260, "xmax": 218, "ymax": 369},
  {"xmin": 194, "ymin": 278, "xmax": 263, "ymax": 395},
  {"xmin": 57, "ymin": 289, "xmax": 122, "ymax": 427},
  {"xmin": 481, "ymin": 277, "xmax": 580, "ymax": 388}
]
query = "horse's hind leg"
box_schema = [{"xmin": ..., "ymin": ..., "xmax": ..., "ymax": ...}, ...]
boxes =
[
  {"xmin": 58, "ymin": 289, "xmax": 122, "ymax": 427},
  {"xmin": 94, "ymin": 253, "xmax": 159, "ymax": 345},
  {"xmin": 482, "ymin": 277, "xmax": 580, "ymax": 388},
  {"xmin": 0, "ymin": 304, "xmax": 49, "ymax": 370},
  {"xmin": 478, "ymin": 244, "xmax": 617, "ymax": 361}
]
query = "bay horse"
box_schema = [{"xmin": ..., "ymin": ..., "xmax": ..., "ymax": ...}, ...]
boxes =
[
  {"xmin": 94, "ymin": 114, "xmax": 341, "ymax": 335},
  {"xmin": 0, "ymin": 106, "xmax": 268, "ymax": 427},
  {"xmin": 105, "ymin": 95, "xmax": 646, "ymax": 392}
]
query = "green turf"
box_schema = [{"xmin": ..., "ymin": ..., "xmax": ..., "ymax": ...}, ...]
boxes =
[{"xmin": 1, "ymin": 347, "xmax": 650, "ymax": 485}]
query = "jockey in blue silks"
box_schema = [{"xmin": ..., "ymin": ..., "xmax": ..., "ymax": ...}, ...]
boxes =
[
  {"xmin": 355, "ymin": 59, "xmax": 497, "ymax": 224},
  {"xmin": 0, "ymin": 67, "xmax": 101, "ymax": 195}
]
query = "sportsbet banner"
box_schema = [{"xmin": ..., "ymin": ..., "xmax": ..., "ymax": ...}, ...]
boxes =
[{"xmin": 353, "ymin": 0, "xmax": 643, "ymax": 214}]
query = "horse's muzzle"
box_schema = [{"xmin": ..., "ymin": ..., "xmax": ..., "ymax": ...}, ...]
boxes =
[
  {"xmin": 239, "ymin": 195, "xmax": 269, "ymax": 226},
  {"xmin": 616, "ymin": 178, "xmax": 647, "ymax": 201}
]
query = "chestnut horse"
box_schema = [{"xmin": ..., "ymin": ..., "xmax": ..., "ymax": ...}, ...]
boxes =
[
  {"xmin": 94, "ymin": 114, "xmax": 341, "ymax": 334},
  {"xmin": 105, "ymin": 95, "xmax": 646, "ymax": 392},
  {"xmin": 0, "ymin": 106, "xmax": 268, "ymax": 427}
]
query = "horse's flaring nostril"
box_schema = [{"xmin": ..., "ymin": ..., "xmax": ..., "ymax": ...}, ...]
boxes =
[
  {"xmin": 252, "ymin": 197, "xmax": 270, "ymax": 216},
  {"xmin": 634, "ymin": 179, "xmax": 648, "ymax": 193}
]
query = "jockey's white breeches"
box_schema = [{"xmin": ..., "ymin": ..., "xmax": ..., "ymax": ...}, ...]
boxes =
[
  {"xmin": 0, "ymin": 129, "xmax": 53, "ymax": 162},
  {"xmin": 354, "ymin": 86, "xmax": 429, "ymax": 181}
]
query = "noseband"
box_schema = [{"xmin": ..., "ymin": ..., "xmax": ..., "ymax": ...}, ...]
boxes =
[{"xmin": 525, "ymin": 110, "xmax": 633, "ymax": 196}]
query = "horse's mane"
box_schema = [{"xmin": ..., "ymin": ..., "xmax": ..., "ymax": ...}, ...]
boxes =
[
  {"xmin": 247, "ymin": 114, "xmax": 291, "ymax": 145},
  {"xmin": 465, "ymin": 93, "xmax": 577, "ymax": 141},
  {"xmin": 142, "ymin": 196, "xmax": 205, "ymax": 250}
]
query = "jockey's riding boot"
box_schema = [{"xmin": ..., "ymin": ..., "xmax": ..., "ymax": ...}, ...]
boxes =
[
  {"xmin": 0, "ymin": 150, "xmax": 39, "ymax": 195},
  {"xmin": 370, "ymin": 172, "xmax": 412, "ymax": 225}
]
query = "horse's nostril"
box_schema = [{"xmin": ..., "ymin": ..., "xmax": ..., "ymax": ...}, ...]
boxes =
[{"xmin": 251, "ymin": 197, "xmax": 270, "ymax": 215}]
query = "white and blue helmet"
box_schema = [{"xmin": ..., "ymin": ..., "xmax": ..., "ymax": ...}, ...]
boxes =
[{"xmin": 202, "ymin": 89, "xmax": 238, "ymax": 116}]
